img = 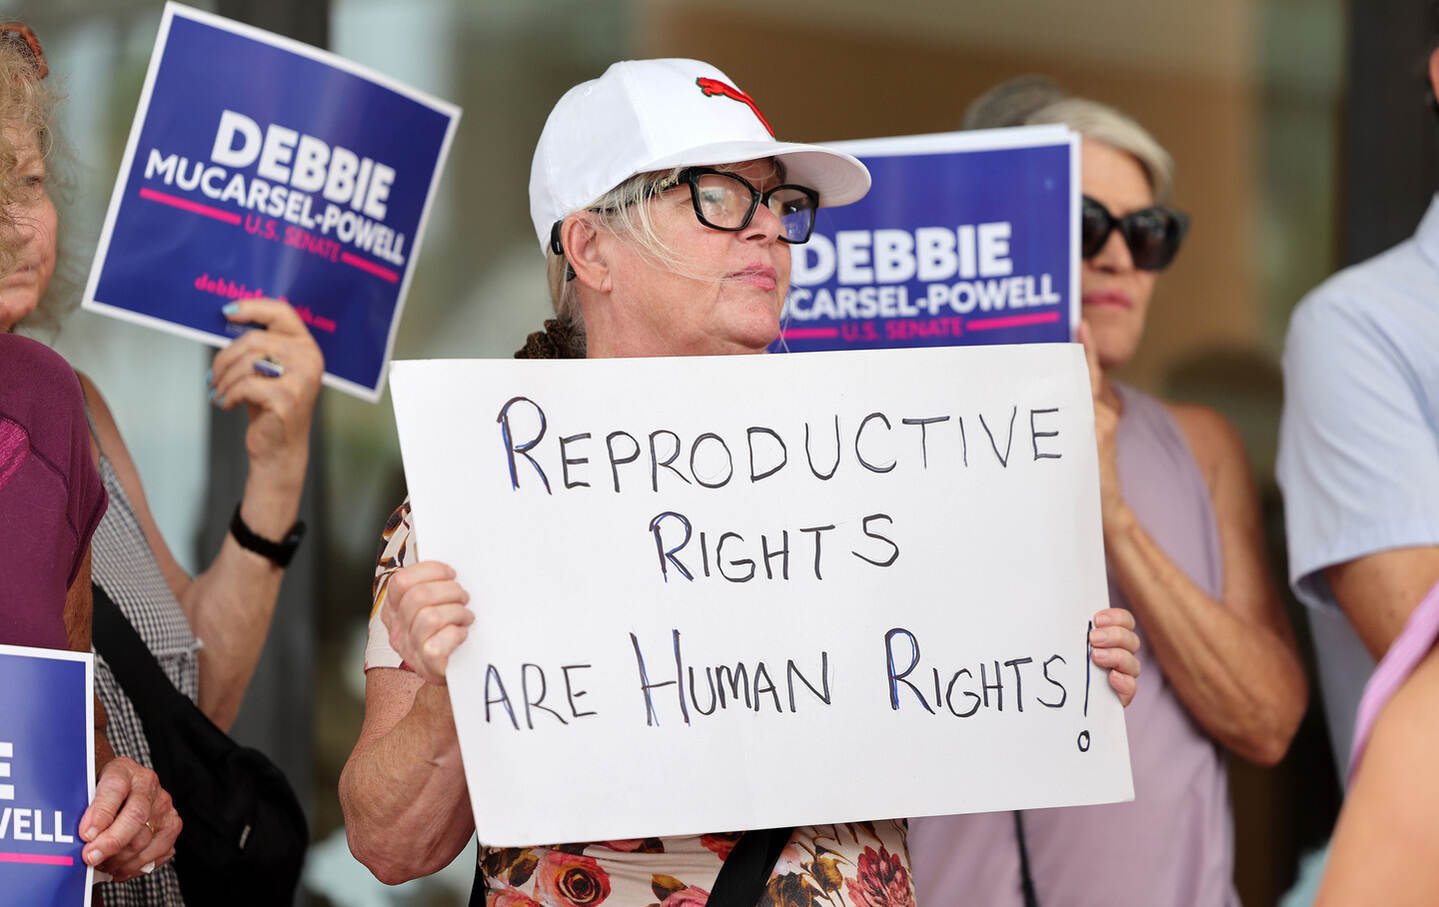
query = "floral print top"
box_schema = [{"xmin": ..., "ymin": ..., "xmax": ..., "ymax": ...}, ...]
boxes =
[{"xmin": 366, "ymin": 499, "xmax": 917, "ymax": 906}]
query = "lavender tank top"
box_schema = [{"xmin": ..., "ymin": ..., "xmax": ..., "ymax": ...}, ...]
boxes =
[{"xmin": 908, "ymin": 382, "xmax": 1236, "ymax": 907}]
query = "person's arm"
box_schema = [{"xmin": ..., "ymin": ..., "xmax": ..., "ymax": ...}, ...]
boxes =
[
  {"xmin": 1316, "ymin": 644, "xmax": 1439, "ymax": 905},
  {"xmin": 76, "ymin": 299, "xmax": 322, "ymax": 731},
  {"xmin": 1324, "ymin": 548, "xmax": 1439, "ymax": 660},
  {"xmin": 341, "ymin": 557, "xmax": 477, "ymax": 883},
  {"xmin": 1082, "ymin": 328, "xmax": 1306, "ymax": 765},
  {"xmin": 1106, "ymin": 404, "xmax": 1306, "ymax": 764},
  {"xmin": 339, "ymin": 668, "xmax": 475, "ymax": 884},
  {"xmin": 62, "ymin": 551, "xmax": 182, "ymax": 881}
]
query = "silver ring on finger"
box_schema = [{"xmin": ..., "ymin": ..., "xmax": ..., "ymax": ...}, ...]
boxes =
[{"xmin": 253, "ymin": 356, "xmax": 286, "ymax": 379}]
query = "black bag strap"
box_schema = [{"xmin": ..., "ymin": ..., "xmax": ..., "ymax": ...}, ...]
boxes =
[
  {"xmin": 1013, "ymin": 811, "xmax": 1040, "ymax": 907},
  {"xmin": 91, "ymin": 582, "xmax": 193, "ymax": 722},
  {"xmin": 706, "ymin": 826, "xmax": 794, "ymax": 907}
]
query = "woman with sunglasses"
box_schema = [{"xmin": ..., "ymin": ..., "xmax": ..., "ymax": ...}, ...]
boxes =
[
  {"xmin": 340, "ymin": 59, "xmax": 1142, "ymax": 906},
  {"xmin": 907, "ymin": 83, "xmax": 1307, "ymax": 906}
]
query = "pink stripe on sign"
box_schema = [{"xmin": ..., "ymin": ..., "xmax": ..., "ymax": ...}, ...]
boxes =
[
  {"xmin": 340, "ymin": 252, "xmax": 400, "ymax": 284},
  {"xmin": 138, "ymin": 187, "xmax": 243, "ymax": 225},
  {"xmin": 966, "ymin": 311, "xmax": 1062, "ymax": 331},
  {"xmin": 781, "ymin": 327, "xmax": 840, "ymax": 340},
  {"xmin": 0, "ymin": 852, "xmax": 75, "ymax": 866}
]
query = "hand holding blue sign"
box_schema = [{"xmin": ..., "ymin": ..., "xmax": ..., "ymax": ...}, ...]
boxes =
[
  {"xmin": 79, "ymin": 754, "xmax": 180, "ymax": 882},
  {"xmin": 84, "ymin": 4, "xmax": 460, "ymax": 400},
  {"xmin": 207, "ymin": 298, "xmax": 324, "ymax": 489}
]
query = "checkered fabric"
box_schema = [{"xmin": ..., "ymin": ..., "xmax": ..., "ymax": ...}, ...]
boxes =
[{"xmin": 91, "ymin": 452, "xmax": 198, "ymax": 906}]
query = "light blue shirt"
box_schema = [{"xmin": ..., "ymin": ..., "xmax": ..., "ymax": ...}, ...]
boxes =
[{"xmin": 1277, "ymin": 193, "xmax": 1439, "ymax": 779}]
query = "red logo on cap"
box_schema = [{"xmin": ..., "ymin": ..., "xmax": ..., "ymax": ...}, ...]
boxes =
[{"xmin": 696, "ymin": 77, "xmax": 774, "ymax": 138}]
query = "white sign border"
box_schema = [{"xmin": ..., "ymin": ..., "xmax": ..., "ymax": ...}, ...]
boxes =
[
  {"xmin": 810, "ymin": 125, "xmax": 1082, "ymax": 339},
  {"xmin": 81, "ymin": 1, "xmax": 462, "ymax": 403},
  {"xmin": 0, "ymin": 644, "xmax": 96, "ymax": 904}
]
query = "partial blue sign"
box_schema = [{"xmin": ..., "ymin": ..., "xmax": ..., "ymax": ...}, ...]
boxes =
[
  {"xmin": 0, "ymin": 645, "xmax": 94, "ymax": 906},
  {"xmin": 777, "ymin": 127, "xmax": 1077, "ymax": 352},
  {"xmin": 84, "ymin": 2, "xmax": 460, "ymax": 400}
]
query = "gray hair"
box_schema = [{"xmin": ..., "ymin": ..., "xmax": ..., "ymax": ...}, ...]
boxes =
[
  {"xmin": 961, "ymin": 75, "xmax": 1067, "ymax": 132},
  {"xmin": 963, "ymin": 77, "xmax": 1175, "ymax": 203}
]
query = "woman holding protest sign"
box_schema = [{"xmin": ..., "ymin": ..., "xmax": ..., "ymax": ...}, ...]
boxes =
[
  {"xmin": 0, "ymin": 26, "xmax": 183, "ymax": 893},
  {"xmin": 907, "ymin": 83, "xmax": 1307, "ymax": 906},
  {"xmin": 0, "ymin": 22, "xmax": 320, "ymax": 905},
  {"xmin": 341, "ymin": 58, "xmax": 1143, "ymax": 906}
]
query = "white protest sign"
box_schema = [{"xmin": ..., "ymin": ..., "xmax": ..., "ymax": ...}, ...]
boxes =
[{"xmin": 390, "ymin": 344, "xmax": 1132, "ymax": 846}]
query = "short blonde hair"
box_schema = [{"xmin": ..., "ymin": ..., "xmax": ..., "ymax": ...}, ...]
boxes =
[
  {"xmin": 963, "ymin": 78, "xmax": 1175, "ymax": 203},
  {"xmin": 1026, "ymin": 97, "xmax": 1175, "ymax": 202}
]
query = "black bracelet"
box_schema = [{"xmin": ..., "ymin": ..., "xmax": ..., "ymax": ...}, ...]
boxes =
[{"xmin": 229, "ymin": 503, "xmax": 306, "ymax": 568}]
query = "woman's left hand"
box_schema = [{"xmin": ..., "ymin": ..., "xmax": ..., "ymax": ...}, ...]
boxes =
[
  {"xmin": 209, "ymin": 299, "xmax": 324, "ymax": 480},
  {"xmin": 1090, "ymin": 607, "xmax": 1141, "ymax": 707}
]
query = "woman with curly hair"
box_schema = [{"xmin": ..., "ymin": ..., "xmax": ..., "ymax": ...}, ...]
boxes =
[
  {"xmin": 0, "ymin": 23, "xmax": 182, "ymax": 893},
  {"xmin": 0, "ymin": 22, "xmax": 324, "ymax": 905}
]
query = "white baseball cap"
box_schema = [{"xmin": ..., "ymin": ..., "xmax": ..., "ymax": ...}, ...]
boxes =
[{"xmin": 528, "ymin": 58, "xmax": 871, "ymax": 252}]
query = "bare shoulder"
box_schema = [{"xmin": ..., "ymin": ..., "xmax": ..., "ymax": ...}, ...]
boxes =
[
  {"xmin": 74, "ymin": 372, "xmax": 124, "ymax": 454},
  {"xmin": 1162, "ymin": 401, "xmax": 1250, "ymax": 484},
  {"xmin": 75, "ymin": 371, "xmax": 192, "ymax": 590}
]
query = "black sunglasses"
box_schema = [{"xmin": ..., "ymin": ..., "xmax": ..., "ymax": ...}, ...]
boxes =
[
  {"xmin": 1081, "ymin": 195, "xmax": 1189, "ymax": 271},
  {"xmin": 651, "ymin": 167, "xmax": 820, "ymax": 244}
]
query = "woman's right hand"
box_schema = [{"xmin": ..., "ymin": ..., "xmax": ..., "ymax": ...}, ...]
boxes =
[
  {"xmin": 79, "ymin": 756, "xmax": 181, "ymax": 881},
  {"xmin": 380, "ymin": 561, "xmax": 474, "ymax": 685}
]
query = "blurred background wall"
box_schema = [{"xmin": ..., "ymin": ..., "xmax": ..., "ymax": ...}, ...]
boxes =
[{"xmin": 10, "ymin": 0, "xmax": 1437, "ymax": 903}]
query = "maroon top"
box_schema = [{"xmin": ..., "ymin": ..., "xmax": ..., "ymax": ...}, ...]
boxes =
[{"xmin": 0, "ymin": 333, "xmax": 107, "ymax": 650}]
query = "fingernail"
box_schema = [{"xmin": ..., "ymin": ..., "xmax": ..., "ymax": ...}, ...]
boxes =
[
  {"xmin": 82, "ymin": 826, "xmax": 97, "ymax": 841},
  {"xmin": 1089, "ymin": 629, "xmax": 1107, "ymax": 644},
  {"xmin": 140, "ymin": 861, "xmax": 155, "ymax": 874},
  {"xmin": 84, "ymin": 847, "xmax": 101, "ymax": 865},
  {"xmin": 205, "ymin": 367, "xmax": 213, "ymax": 384},
  {"xmin": 207, "ymin": 388, "xmax": 216, "ymax": 403},
  {"xmin": 221, "ymin": 302, "xmax": 240, "ymax": 316},
  {"xmin": 217, "ymin": 395, "xmax": 225, "ymax": 407}
]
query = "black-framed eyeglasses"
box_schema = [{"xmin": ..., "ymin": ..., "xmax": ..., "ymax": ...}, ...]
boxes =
[
  {"xmin": 652, "ymin": 167, "xmax": 821, "ymax": 244},
  {"xmin": 1081, "ymin": 195, "xmax": 1189, "ymax": 271}
]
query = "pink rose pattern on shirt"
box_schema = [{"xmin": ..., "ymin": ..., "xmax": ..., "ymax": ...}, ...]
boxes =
[
  {"xmin": 476, "ymin": 825, "xmax": 913, "ymax": 907},
  {"xmin": 366, "ymin": 500, "xmax": 916, "ymax": 906}
]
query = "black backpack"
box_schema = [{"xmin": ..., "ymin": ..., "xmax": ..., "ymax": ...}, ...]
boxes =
[{"xmin": 92, "ymin": 582, "xmax": 308, "ymax": 905}]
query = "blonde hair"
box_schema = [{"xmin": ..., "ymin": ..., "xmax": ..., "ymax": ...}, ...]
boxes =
[
  {"xmin": 545, "ymin": 159, "xmax": 782, "ymax": 356},
  {"xmin": 1026, "ymin": 97, "xmax": 1175, "ymax": 203},
  {"xmin": 963, "ymin": 77, "xmax": 1175, "ymax": 203}
]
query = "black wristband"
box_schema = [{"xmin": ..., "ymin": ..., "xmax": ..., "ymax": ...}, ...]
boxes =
[{"xmin": 229, "ymin": 503, "xmax": 305, "ymax": 568}]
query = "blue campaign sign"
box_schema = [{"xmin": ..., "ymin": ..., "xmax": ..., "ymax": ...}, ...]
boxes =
[
  {"xmin": 84, "ymin": 3, "xmax": 460, "ymax": 400},
  {"xmin": 0, "ymin": 645, "xmax": 94, "ymax": 907},
  {"xmin": 776, "ymin": 126, "xmax": 1078, "ymax": 353}
]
